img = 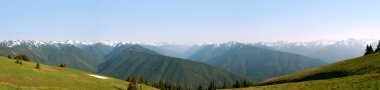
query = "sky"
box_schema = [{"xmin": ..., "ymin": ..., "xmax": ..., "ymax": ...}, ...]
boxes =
[{"xmin": 0, "ymin": 0, "xmax": 379, "ymax": 43}]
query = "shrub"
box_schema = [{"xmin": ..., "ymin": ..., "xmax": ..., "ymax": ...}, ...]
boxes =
[
  {"xmin": 14, "ymin": 54, "xmax": 30, "ymax": 62},
  {"xmin": 59, "ymin": 64, "xmax": 66, "ymax": 68},
  {"xmin": 7, "ymin": 55, "xmax": 12, "ymax": 59},
  {"xmin": 15, "ymin": 59, "xmax": 23, "ymax": 65},
  {"xmin": 36, "ymin": 62, "xmax": 40, "ymax": 69}
]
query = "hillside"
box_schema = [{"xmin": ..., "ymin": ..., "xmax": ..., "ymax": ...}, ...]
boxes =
[
  {"xmin": 189, "ymin": 42, "xmax": 326, "ymax": 80},
  {"xmin": 223, "ymin": 53, "xmax": 380, "ymax": 90},
  {"xmin": 99, "ymin": 45, "xmax": 246, "ymax": 89},
  {"xmin": 226, "ymin": 73, "xmax": 380, "ymax": 90},
  {"xmin": 225, "ymin": 52, "xmax": 380, "ymax": 90},
  {"xmin": 256, "ymin": 52, "xmax": 380, "ymax": 86},
  {"xmin": 0, "ymin": 56, "xmax": 156, "ymax": 90}
]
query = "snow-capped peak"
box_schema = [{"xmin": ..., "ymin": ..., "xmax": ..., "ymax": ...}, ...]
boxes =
[{"xmin": 1, "ymin": 38, "xmax": 377, "ymax": 48}]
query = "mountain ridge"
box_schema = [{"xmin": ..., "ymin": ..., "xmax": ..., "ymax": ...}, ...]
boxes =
[
  {"xmin": 98, "ymin": 45, "xmax": 248, "ymax": 89},
  {"xmin": 189, "ymin": 42, "xmax": 326, "ymax": 80}
]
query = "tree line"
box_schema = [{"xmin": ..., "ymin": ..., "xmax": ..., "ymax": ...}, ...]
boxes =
[
  {"xmin": 364, "ymin": 40, "xmax": 380, "ymax": 56},
  {"xmin": 125, "ymin": 75, "xmax": 252, "ymax": 90}
]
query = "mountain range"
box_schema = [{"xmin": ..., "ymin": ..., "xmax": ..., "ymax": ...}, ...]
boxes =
[
  {"xmin": 0, "ymin": 39, "xmax": 374, "ymax": 89},
  {"xmin": 231, "ymin": 49, "xmax": 380, "ymax": 90},
  {"xmin": 2, "ymin": 39, "xmax": 375, "ymax": 63},
  {"xmin": 0, "ymin": 41, "xmax": 101, "ymax": 72},
  {"xmin": 189, "ymin": 42, "xmax": 326, "ymax": 80},
  {"xmin": 255, "ymin": 39, "xmax": 377, "ymax": 62},
  {"xmin": 98, "ymin": 45, "xmax": 245, "ymax": 88}
]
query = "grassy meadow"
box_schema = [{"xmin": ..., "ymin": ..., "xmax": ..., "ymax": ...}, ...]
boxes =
[{"xmin": 0, "ymin": 56, "xmax": 157, "ymax": 90}]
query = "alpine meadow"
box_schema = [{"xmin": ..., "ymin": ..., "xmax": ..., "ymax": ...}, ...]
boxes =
[{"xmin": 0, "ymin": 0, "xmax": 379, "ymax": 90}]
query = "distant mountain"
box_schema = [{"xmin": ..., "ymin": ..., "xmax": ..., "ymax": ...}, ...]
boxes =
[
  {"xmin": 0, "ymin": 40, "xmax": 102, "ymax": 72},
  {"xmin": 141, "ymin": 44, "xmax": 207, "ymax": 59},
  {"xmin": 80, "ymin": 43, "xmax": 113, "ymax": 62},
  {"xmin": 189, "ymin": 42, "xmax": 240, "ymax": 62},
  {"xmin": 189, "ymin": 42, "xmax": 326, "ymax": 80},
  {"xmin": 98, "ymin": 45, "xmax": 246, "ymax": 89},
  {"xmin": 0, "ymin": 40, "xmax": 208, "ymax": 72},
  {"xmin": 4, "ymin": 39, "xmax": 373, "ymax": 63},
  {"xmin": 256, "ymin": 39, "xmax": 377, "ymax": 62}
]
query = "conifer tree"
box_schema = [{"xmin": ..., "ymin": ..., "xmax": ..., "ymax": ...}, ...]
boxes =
[
  {"xmin": 221, "ymin": 81, "xmax": 227, "ymax": 89},
  {"xmin": 36, "ymin": 62, "xmax": 40, "ymax": 69},
  {"xmin": 232, "ymin": 80, "xmax": 240, "ymax": 88},
  {"xmin": 242, "ymin": 80, "xmax": 250, "ymax": 87},
  {"xmin": 126, "ymin": 77, "xmax": 131, "ymax": 82},
  {"xmin": 208, "ymin": 81, "xmax": 217, "ymax": 90},
  {"xmin": 158, "ymin": 80, "xmax": 164, "ymax": 89},
  {"xmin": 14, "ymin": 54, "xmax": 30, "ymax": 62},
  {"xmin": 364, "ymin": 44, "xmax": 375, "ymax": 55},
  {"xmin": 7, "ymin": 55, "xmax": 12, "ymax": 59},
  {"xmin": 21, "ymin": 55, "xmax": 30, "ymax": 62},
  {"xmin": 369, "ymin": 44, "xmax": 374, "ymax": 53},
  {"xmin": 375, "ymin": 40, "xmax": 380, "ymax": 53},
  {"xmin": 138, "ymin": 76, "xmax": 145, "ymax": 84},
  {"xmin": 128, "ymin": 76, "xmax": 138, "ymax": 90},
  {"xmin": 197, "ymin": 85, "xmax": 203, "ymax": 90}
]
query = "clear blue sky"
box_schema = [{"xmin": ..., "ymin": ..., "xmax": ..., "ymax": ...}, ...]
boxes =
[{"xmin": 1, "ymin": 0, "xmax": 379, "ymax": 43}]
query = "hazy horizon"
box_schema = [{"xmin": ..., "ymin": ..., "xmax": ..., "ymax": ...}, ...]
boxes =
[{"xmin": 1, "ymin": 0, "xmax": 379, "ymax": 43}]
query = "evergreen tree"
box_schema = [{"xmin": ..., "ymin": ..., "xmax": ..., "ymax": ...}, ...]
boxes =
[
  {"xmin": 232, "ymin": 80, "xmax": 240, "ymax": 88},
  {"xmin": 153, "ymin": 83, "xmax": 158, "ymax": 88},
  {"xmin": 208, "ymin": 81, "xmax": 217, "ymax": 90},
  {"xmin": 221, "ymin": 81, "xmax": 227, "ymax": 89},
  {"xmin": 197, "ymin": 85, "xmax": 203, "ymax": 90},
  {"xmin": 128, "ymin": 76, "xmax": 138, "ymax": 90},
  {"xmin": 36, "ymin": 62, "xmax": 40, "ymax": 69},
  {"xmin": 158, "ymin": 80, "xmax": 164, "ymax": 89},
  {"xmin": 14, "ymin": 54, "xmax": 30, "ymax": 62},
  {"xmin": 369, "ymin": 45, "xmax": 374, "ymax": 54},
  {"xmin": 138, "ymin": 76, "xmax": 145, "ymax": 84},
  {"xmin": 242, "ymin": 80, "xmax": 250, "ymax": 87},
  {"xmin": 7, "ymin": 55, "xmax": 12, "ymax": 59},
  {"xmin": 21, "ymin": 55, "xmax": 30, "ymax": 62},
  {"xmin": 144, "ymin": 80, "xmax": 148, "ymax": 85},
  {"xmin": 364, "ymin": 44, "xmax": 375, "ymax": 55},
  {"xmin": 375, "ymin": 40, "xmax": 380, "ymax": 53},
  {"xmin": 126, "ymin": 77, "xmax": 131, "ymax": 82}
]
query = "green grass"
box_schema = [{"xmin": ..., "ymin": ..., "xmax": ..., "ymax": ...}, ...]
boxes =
[
  {"xmin": 0, "ymin": 56, "xmax": 157, "ymax": 90},
  {"xmin": 225, "ymin": 52, "xmax": 380, "ymax": 90},
  {"xmin": 225, "ymin": 73, "xmax": 380, "ymax": 90},
  {"xmin": 256, "ymin": 52, "xmax": 380, "ymax": 86}
]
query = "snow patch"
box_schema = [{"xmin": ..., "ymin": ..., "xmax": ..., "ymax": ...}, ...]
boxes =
[{"xmin": 88, "ymin": 74, "xmax": 109, "ymax": 79}]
